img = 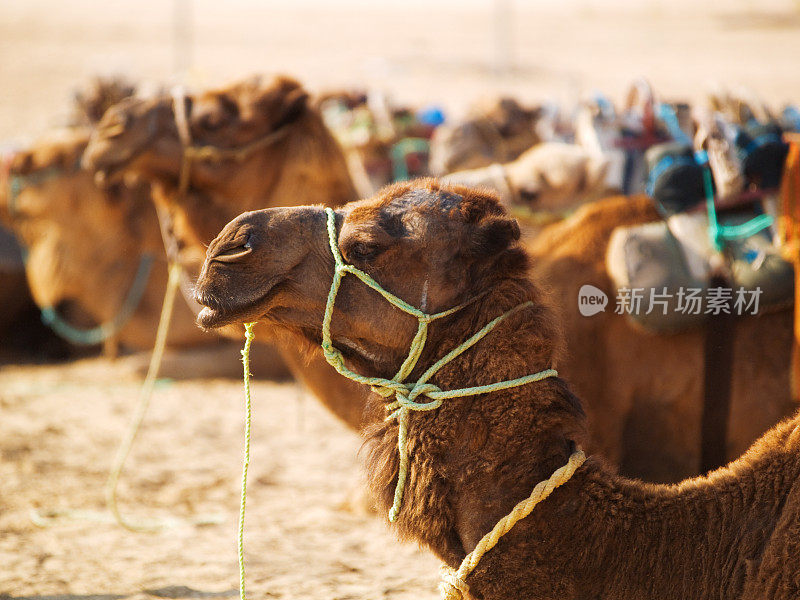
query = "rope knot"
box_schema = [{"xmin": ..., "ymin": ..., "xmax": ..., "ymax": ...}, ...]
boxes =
[{"xmin": 439, "ymin": 566, "xmax": 469, "ymax": 600}]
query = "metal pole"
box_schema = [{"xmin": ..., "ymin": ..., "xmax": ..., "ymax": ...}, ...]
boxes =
[
  {"xmin": 493, "ymin": 0, "xmax": 514, "ymax": 75},
  {"xmin": 173, "ymin": 0, "xmax": 194, "ymax": 77}
]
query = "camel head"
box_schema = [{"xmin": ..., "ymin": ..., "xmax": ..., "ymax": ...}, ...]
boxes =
[
  {"xmin": 3, "ymin": 128, "xmax": 159, "ymax": 328},
  {"xmin": 85, "ymin": 75, "xmax": 355, "ymax": 276},
  {"xmin": 429, "ymin": 97, "xmax": 541, "ymax": 175},
  {"xmin": 503, "ymin": 142, "xmax": 610, "ymax": 213},
  {"xmin": 84, "ymin": 75, "xmax": 310, "ymax": 187},
  {"xmin": 195, "ymin": 180, "xmax": 530, "ymax": 376}
]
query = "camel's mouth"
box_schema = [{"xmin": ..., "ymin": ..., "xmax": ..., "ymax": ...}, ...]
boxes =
[{"xmin": 194, "ymin": 273, "xmax": 284, "ymax": 330}]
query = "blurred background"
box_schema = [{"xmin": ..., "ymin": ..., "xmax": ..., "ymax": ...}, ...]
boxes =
[{"xmin": 4, "ymin": 0, "xmax": 800, "ymax": 142}]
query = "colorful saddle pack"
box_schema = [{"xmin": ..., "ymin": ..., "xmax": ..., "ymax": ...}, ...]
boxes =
[{"xmin": 607, "ymin": 119, "xmax": 793, "ymax": 332}]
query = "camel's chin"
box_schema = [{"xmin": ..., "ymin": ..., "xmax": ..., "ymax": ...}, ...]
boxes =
[{"xmin": 196, "ymin": 306, "xmax": 240, "ymax": 330}]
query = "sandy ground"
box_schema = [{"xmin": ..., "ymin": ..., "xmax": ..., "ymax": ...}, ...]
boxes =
[
  {"xmin": 0, "ymin": 357, "xmax": 441, "ymax": 599},
  {"xmin": 3, "ymin": 1, "xmax": 800, "ymax": 597}
]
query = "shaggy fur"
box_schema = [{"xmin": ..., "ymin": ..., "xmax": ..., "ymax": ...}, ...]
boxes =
[
  {"xmin": 83, "ymin": 75, "xmax": 368, "ymax": 428},
  {"xmin": 194, "ymin": 180, "xmax": 800, "ymax": 599}
]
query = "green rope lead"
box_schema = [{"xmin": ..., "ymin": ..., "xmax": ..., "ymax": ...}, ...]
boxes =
[
  {"xmin": 703, "ymin": 166, "xmax": 773, "ymax": 251},
  {"xmin": 320, "ymin": 207, "xmax": 558, "ymax": 521},
  {"xmin": 238, "ymin": 323, "xmax": 256, "ymax": 600}
]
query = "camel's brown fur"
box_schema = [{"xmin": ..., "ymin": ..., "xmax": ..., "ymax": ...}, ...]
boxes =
[
  {"xmin": 530, "ymin": 195, "xmax": 795, "ymax": 481},
  {"xmin": 195, "ymin": 180, "xmax": 800, "ymax": 599},
  {"xmin": 84, "ymin": 75, "xmax": 368, "ymax": 427},
  {"xmin": 70, "ymin": 76, "xmax": 137, "ymax": 127}
]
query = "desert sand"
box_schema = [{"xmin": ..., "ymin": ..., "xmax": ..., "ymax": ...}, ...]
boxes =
[{"xmin": 3, "ymin": 1, "xmax": 800, "ymax": 598}]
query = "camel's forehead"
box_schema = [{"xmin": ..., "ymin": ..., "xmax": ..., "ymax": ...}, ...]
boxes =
[{"xmin": 386, "ymin": 188, "xmax": 464, "ymax": 213}]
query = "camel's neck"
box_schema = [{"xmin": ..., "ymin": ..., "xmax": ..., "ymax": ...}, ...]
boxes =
[
  {"xmin": 359, "ymin": 274, "xmax": 800, "ymax": 599},
  {"xmin": 476, "ymin": 424, "xmax": 800, "ymax": 600}
]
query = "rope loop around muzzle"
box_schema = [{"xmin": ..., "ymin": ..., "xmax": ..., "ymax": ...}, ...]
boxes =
[{"xmin": 320, "ymin": 207, "xmax": 559, "ymax": 521}]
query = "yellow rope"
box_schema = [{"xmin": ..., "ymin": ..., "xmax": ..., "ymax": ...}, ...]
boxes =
[
  {"xmin": 104, "ymin": 261, "xmax": 182, "ymax": 532},
  {"xmin": 439, "ymin": 450, "xmax": 586, "ymax": 599},
  {"xmin": 320, "ymin": 207, "xmax": 558, "ymax": 520},
  {"xmin": 31, "ymin": 262, "xmax": 222, "ymax": 531},
  {"xmin": 238, "ymin": 323, "xmax": 256, "ymax": 600}
]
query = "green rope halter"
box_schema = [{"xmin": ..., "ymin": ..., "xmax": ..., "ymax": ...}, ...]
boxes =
[{"xmin": 320, "ymin": 207, "xmax": 558, "ymax": 521}]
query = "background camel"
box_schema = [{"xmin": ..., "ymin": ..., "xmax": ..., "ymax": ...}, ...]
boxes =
[
  {"xmin": 194, "ymin": 181, "xmax": 800, "ymax": 600},
  {"xmin": 69, "ymin": 75, "xmax": 137, "ymax": 128},
  {"xmin": 429, "ymin": 97, "xmax": 542, "ymax": 176},
  {"xmin": 1, "ymin": 127, "xmax": 206, "ymax": 352},
  {"xmin": 443, "ymin": 141, "xmax": 610, "ymax": 225},
  {"xmin": 0, "ymin": 127, "xmax": 287, "ymax": 377},
  {"xmin": 84, "ymin": 75, "xmax": 369, "ymax": 427},
  {"xmin": 530, "ymin": 194, "xmax": 795, "ymax": 481}
]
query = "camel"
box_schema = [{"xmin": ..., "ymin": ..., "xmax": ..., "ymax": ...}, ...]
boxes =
[
  {"xmin": 85, "ymin": 77, "xmax": 795, "ymax": 482},
  {"xmin": 429, "ymin": 97, "xmax": 541, "ymax": 176},
  {"xmin": 529, "ymin": 193, "xmax": 794, "ymax": 481},
  {"xmin": 0, "ymin": 127, "xmax": 292, "ymax": 378},
  {"xmin": 83, "ymin": 75, "xmax": 368, "ymax": 427},
  {"xmin": 442, "ymin": 142, "xmax": 610, "ymax": 230},
  {"xmin": 194, "ymin": 180, "xmax": 800, "ymax": 600},
  {"xmin": 0, "ymin": 127, "xmax": 215, "ymax": 352},
  {"xmin": 70, "ymin": 76, "xmax": 137, "ymax": 127},
  {"xmin": 0, "ymin": 77, "xmax": 142, "ymax": 349}
]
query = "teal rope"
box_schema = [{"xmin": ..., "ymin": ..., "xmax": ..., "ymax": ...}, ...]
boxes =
[
  {"xmin": 8, "ymin": 167, "xmax": 64, "ymax": 218},
  {"xmin": 703, "ymin": 166, "xmax": 773, "ymax": 251},
  {"xmin": 39, "ymin": 253, "xmax": 155, "ymax": 345},
  {"xmin": 7, "ymin": 163, "xmax": 155, "ymax": 345},
  {"xmin": 320, "ymin": 208, "xmax": 557, "ymax": 520}
]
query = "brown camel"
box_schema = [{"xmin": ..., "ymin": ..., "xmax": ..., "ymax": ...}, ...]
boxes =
[
  {"xmin": 0, "ymin": 127, "xmax": 216, "ymax": 352},
  {"xmin": 83, "ymin": 75, "xmax": 368, "ymax": 428},
  {"xmin": 70, "ymin": 76, "xmax": 138, "ymax": 127},
  {"xmin": 85, "ymin": 77, "xmax": 794, "ymax": 482},
  {"xmin": 429, "ymin": 97, "xmax": 541, "ymax": 176},
  {"xmin": 0, "ymin": 77, "xmax": 141, "ymax": 347},
  {"xmin": 443, "ymin": 142, "xmax": 610, "ymax": 227},
  {"xmin": 194, "ymin": 180, "xmax": 800, "ymax": 600}
]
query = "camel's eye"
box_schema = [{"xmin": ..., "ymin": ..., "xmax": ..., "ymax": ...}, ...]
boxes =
[
  {"xmin": 518, "ymin": 187, "xmax": 540, "ymax": 205},
  {"xmin": 344, "ymin": 240, "xmax": 383, "ymax": 263}
]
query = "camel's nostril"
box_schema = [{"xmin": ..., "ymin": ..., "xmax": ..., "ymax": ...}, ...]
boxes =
[{"xmin": 211, "ymin": 233, "xmax": 253, "ymax": 263}]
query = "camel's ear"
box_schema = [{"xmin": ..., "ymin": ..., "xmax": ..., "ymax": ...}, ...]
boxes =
[
  {"xmin": 271, "ymin": 85, "xmax": 309, "ymax": 130},
  {"xmin": 470, "ymin": 215, "xmax": 520, "ymax": 257}
]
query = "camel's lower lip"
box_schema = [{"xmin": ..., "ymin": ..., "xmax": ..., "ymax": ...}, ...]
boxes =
[
  {"xmin": 197, "ymin": 305, "xmax": 230, "ymax": 329},
  {"xmin": 194, "ymin": 275, "xmax": 284, "ymax": 330}
]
